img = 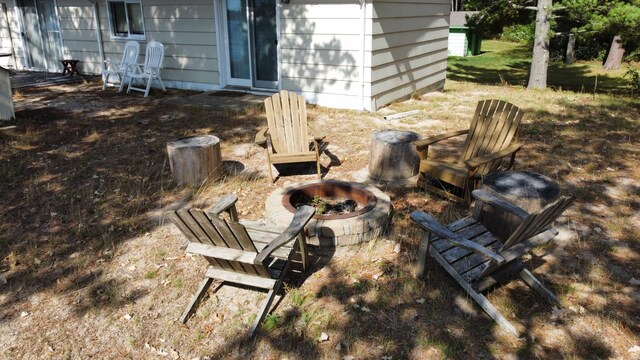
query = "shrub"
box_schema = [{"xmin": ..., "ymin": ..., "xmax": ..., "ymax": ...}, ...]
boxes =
[
  {"xmin": 624, "ymin": 68, "xmax": 640, "ymax": 96},
  {"xmin": 500, "ymin": 23, "xmax": 535, "ymax": 45}
]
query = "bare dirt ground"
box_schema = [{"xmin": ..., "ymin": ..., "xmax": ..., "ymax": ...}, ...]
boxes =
[{"xmin": 1, "ymin": 79, "xmax": 638, "ymax": 359}]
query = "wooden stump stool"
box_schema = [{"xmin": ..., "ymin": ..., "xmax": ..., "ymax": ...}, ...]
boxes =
[
  {"xmin": 167, "ymin": 135, "xmax": 222, "ymax": 186},
  {"xmin": 368, "ymin": 130, "xmax": 420, "ymax": 185},
  {"xmin": 479, "ymin": 170, "xmax": 560, "ymax": 240}
]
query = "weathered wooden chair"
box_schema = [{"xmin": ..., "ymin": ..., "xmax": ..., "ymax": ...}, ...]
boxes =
[
  {"xmin": 413, "ymin": 99, "xmax": 524, "ymax": 205},
  {"xmin": 102, "ymin": 40, "xmax": 139, "ymax": 92},
  {"xmin": 411, "ymin": 189, "xmax": 573, "ymax": 336},
  {"xmin": 167, "ymin": 194, "xmax": 315, "ymax": 338},
  {"xmin": 263, "ymin": 90, "xmax": 321, "ymax": 182},
  {"xmin": 126, "ymin": 41, "xmax": 166, "ymax": 97}
]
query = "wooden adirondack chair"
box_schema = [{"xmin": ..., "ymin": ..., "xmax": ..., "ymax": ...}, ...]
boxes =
[
  {"xmin": 264, "ymin": 90, "xmax": 321, "ymax": 182},
  {"xmin": 413, "ymin": 99, "xmax": 524, "ymax": 205},
  {"xmin": 102, "ymin": 40, "xmax": 139, "ymax": 92},
  {"xmin": 126, "ymin": 41, "xmax": 167, "ymax": 97},
  {"xmin": 411, "ymin": 189, "xmax": 573, "ymax": 336},
  {"xmin": 167, "ymin": 194, "xmax": 315, "ymax": 338}
]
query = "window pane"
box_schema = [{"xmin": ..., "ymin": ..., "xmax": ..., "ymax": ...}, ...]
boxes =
[
  {"xmin": 110, "ymin": 2, "xmax": 127, "ymax": 35},
  {"xmin": 226, "ymin": 0, "xmax": 250, "ymax": 79},
  {"xmin": 127, "ymin": 3, "xmax": 144, "ymax": 35}
]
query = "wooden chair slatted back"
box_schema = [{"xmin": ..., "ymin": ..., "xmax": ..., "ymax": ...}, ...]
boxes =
[
  {"xmin": 500, "ymin": 196, "xmax": 574, "ymax": 251},
  {"xmin": 475, "ymin": 196, "xmax": 573, "ymax": 281},
  {"xmin": 264, "ymin": 90, "xmax": 309, "ymax": 154},
  {"xmin": 459, "ymin": 100, "xmax": 524, "ymax": 174},
  {"xmin": 169, "ymin": 208, "xmax": 271, "ymax": 278},
  {"xmin": 120, "ymin": 41, "xmax": 139, "ymax": 72}
]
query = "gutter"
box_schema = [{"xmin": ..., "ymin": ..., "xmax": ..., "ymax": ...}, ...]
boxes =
[
  {"xmin": 89, "ymin": 0, "xmax": 105, "ymax": 72},
  {"xmin": 359, "ymin": 0, "xmax": 366, "ymax": 110}
]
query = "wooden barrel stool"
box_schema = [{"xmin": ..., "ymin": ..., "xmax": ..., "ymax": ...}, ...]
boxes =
[
  {"xmin": 166, "ymin": 135, "xmax": 222, "ymax": 186},
  {"xmin": 479, "ymin": 170, "xmax": 560, "ymax": 240},
  {"xmin": 368, "ymin": 130, "xmax": 420, "ymax": 186}
]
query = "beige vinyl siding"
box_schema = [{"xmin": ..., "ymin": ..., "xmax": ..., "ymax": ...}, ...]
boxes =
[
  {"xmin": 280, "ymin": 1, "xmax": 371, "ymax": 108},
  {"xmin": 56, "ymin": 0, "xmax": 101, "ymax": 74},
  {"xmin": 95, "ymin": 0, "xmax": 219, "ymax": 89},
  {"xmin": 370, "ymin": 0, "xmax": 449, "ymax": 109},
  {"xmin": 0, "ymin": 4, "xmax": 24, "ymax": 69}
]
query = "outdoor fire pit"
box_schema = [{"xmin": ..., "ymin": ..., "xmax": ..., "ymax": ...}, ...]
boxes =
[{"xmin": 265, "ymin": 180, "xmax": 391, "ymax": 247}]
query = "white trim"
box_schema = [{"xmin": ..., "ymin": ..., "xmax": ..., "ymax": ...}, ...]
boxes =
[
  {"xmin": 14, "ymin": 0, "xmax": 29, "ymax": 69},
  {"xmin": 213, "ymin": 0, "xmax": 226, "ymax": 87},
  {"xmin": 162, "ymin": 80, "xmax": 222, "ymax": 92},
  {"xmin": 52, "ymin": 0, "xmax": 64, "ymax": 63},
  {"xmin": 276, "ymin": 1, "xmax": 281, "ymax": 92},
  {"xmin": 105, "ymin": 0, "xmax": 146, "ymax": 41},
  {"xmin": 93, "ymin": 2, "xmax": 105, "ymax": 71},
  {"xmin": 359, "ymin": 0, "xmax": 366, "ymax": 111}
]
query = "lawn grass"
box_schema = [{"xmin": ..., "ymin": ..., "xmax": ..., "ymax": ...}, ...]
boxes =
[
  {"xmin": 448, "ymin": 40, "xmax": 638, "ymax": 93},
  {"xmin": 0, "ymin": 51, "xmax": 639, "ymax": 359}
]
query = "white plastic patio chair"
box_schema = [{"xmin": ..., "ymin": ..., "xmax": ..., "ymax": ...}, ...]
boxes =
[
  {"xmin": 126, "ymin": 41, "xmax": 167, "ymax": 97},
  {"xmin": 102, "ymin": 41, "xmax": 139, "ymax": 92}
]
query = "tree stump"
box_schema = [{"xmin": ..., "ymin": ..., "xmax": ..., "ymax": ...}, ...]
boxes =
[
  {"xmin": 368, "ymin": 130, "xmax": 420, "ymax": 185},
  {"xmin": 166, "ymin": 135, "xmax": 222, "ymax": 186},
  {"xmin": 479, "ymin": 171, "xmax": 560, "ymax": 241}
]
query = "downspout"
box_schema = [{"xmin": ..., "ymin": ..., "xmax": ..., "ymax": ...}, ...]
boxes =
[
  {"xmin": 91, "ymin": 0, "xmax": 105, "ymax": 72},
  {"xmin": 359, "ymin": 0, "xmax": 366, "ymax": 111},
  {"xmin": 276, "ymin": 1, "xmax": 281, "ymax": 92}
]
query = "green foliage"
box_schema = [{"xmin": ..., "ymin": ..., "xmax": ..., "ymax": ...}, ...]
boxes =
[
  {"xmin": 624, "ymin": 68, "xmax": 640, "ymax": 95},
  {"xmin": 310, "ymin": 196, "xmax": 326, "ymax": 215},
  {"xmin": 500, "ymin": 23, "xmax": 535, "ymax": 45},
  {"xmin": 262, "ymin": 313, "xmax": 280, "ymax": 332}
]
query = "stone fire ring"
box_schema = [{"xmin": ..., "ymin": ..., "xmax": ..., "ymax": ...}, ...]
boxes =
[{"xmin": 265, "ymin": 180, "xmax": 392, "ymax": 247}]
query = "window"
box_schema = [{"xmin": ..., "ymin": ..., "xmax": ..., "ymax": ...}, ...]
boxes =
[{"xmin": 108, "ymin": 0, "xmax": 145, "ymax": 39}]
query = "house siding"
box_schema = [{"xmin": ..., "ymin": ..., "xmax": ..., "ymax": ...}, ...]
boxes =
[
  {"xmin": 57, "ymin": 0, "xmax": 101, "ymax": 74},
  {"xmin": 369, "ymin": 0, "xmax": 449, "ymax": 109},
  {"xmin": 97, "ymin": 0, "xmax": 220, "ymax": 90},
  {"xmin": 279, "ymin": 0, "xmax": 372, "ymax": 110},
  {"xmin": 0, "ymin": 3, "xmax": 24, "ymax": 69}
]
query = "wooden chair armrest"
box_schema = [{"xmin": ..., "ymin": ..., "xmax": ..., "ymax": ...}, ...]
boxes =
[
  {"xmin": 410, "ymin": 211, "xmax": 505, "ymax": 265},
  {"xmin": 471, "ymin": 190, "xmax": 529, "ymax": 220},
  {"xmin": 255, "ymin": 126, "xmax": 268, "ymax": 146},
  {"xmin": 255, "ymin": 205, "xmax": 315, "ymax": 265},
  {"xmin": 186, "ymin": 242, "xmax": 257, "ymax": 263},
  {"xmin": 464, "ymin": 143, "xmax": 522, "ymax": 169},
  {"xmin": 413, "ymin": 129, "xmax": 468, "ymax": 150},
  {"xmin": 307, "ymin": 124, "xmax": 327, "ymax": 142},
  {"xmin": 206, "ymin": 194, "xmax": 239, "ymax": 221}
]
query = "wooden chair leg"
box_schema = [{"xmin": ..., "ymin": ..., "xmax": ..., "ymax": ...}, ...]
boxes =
[
  {"xmin": 248, "ymin": 288, "xmax": 278, "ymax": 338},
  {"xmin": 248, "ymin": 258, "xmax": 292, "ymax": 338},
  {"xmin": 180, "ymin": 278, "xmax": 217, "ymax": 323},
  {"xmin": 470, "ymin": 287, "xmax": 520, "ymax": 337},
  {"xmin": 297, "ymin": 232, "xmax": 308, "ymax": 272},
  {"xmin": 416, "ymin": 234, "xmax": 431, "ymax": 279},
  {"xmin": 430, "ymin": 250, "xmax": 520, "ymax": 337},
  {"xmin": 519, "ymin": 268, "xmax": 560, "ymax": 306}
]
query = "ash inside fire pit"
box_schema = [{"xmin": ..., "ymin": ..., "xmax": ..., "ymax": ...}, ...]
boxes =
[
  {"xmin": 291, "ymin": 194, "xmax": 359, "ymax": 216},
  {"xmin": 282, "ymin": 180, "xmax": 377, "ymax": 220},
  {"xmin": 267, "ymin": 180, "xmax": 392, "ymax": 246}
]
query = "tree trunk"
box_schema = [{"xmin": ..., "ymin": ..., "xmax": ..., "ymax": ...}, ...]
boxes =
[
  {"xmin": 565, "ymin": 34, "xmax": 575, "ymax": 64},
  {"xmin": 603, "ymin": 35, "xmax": 625, "ymax": 70},
  {"xmin": 528, "ymin": 0, "xmax": 552, "ymax": 89}
]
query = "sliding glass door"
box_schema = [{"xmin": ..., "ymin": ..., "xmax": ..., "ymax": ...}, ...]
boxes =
[{"xmin": 223, "ymin": 0, "xmax": 277, "ymax": 89}]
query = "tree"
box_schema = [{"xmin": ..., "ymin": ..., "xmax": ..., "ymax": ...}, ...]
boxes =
[
  {"xmin": 528, "ymin": 0, "xmax": 552, "ymax": 88},
  {"xmin": 601, "ymin": 1, "xmax": 640, "ymax": 69},
  {"xmin": 560, "ymin": 0, "xmax": 640, "ymax": 69}
]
